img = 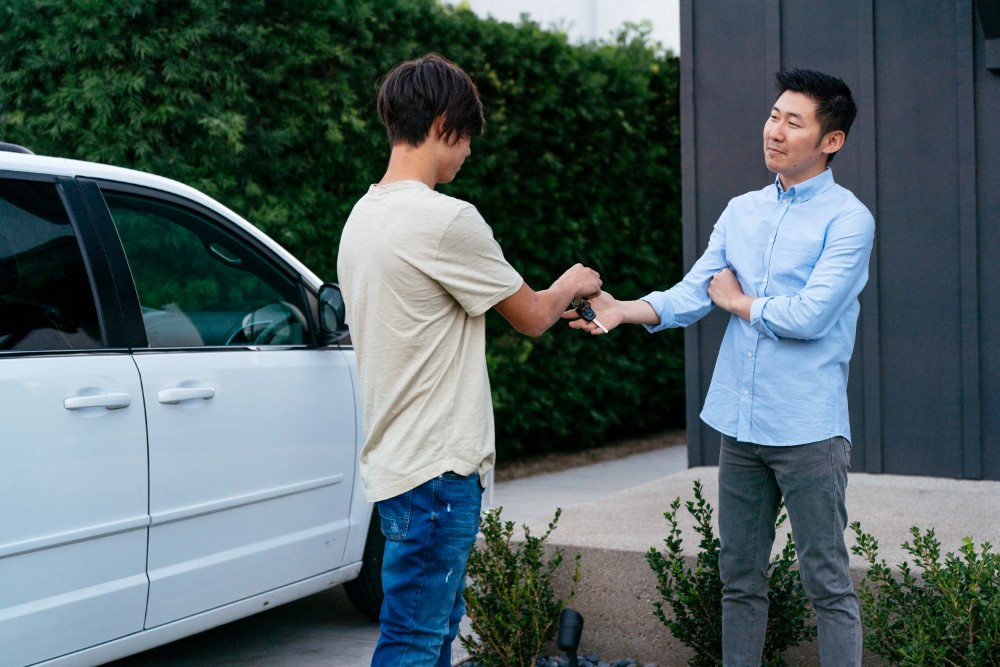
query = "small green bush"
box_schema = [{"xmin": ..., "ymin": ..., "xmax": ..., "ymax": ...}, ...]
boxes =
[
  {"xmin": 850, "ymin": 522, "xmax": 1000, "ymax": 666},
  {"xmin": 462, "ymin": 507, "xmax": 581, "ymax": 667},
  {"xmin": 646, "ymin": 480, "xmax": 817, "ymax": 666}
]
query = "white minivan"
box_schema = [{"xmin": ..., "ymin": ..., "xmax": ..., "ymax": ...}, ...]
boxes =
[{"xmin": 0, "ymin": 144, "xmax": 383, "ymax": 667}]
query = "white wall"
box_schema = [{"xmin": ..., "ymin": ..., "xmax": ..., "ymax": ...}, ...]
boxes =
[{"xmin": 454, "ymin": 0, "xmax": 681, "ymax": 53}]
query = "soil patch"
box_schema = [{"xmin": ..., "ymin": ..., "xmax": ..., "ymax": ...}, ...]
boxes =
[{"xmin": 493, "ymin": 429, "xmax": 686, "ymax": 482}]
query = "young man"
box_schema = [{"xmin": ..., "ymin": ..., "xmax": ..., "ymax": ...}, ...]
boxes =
[
  {"xmin": 337, "ymin": 54, "xmax": 602, "ymax": 667},
  {"xmin": 570, "ymin": 69, "xmax": 873, "ymax": 665}
]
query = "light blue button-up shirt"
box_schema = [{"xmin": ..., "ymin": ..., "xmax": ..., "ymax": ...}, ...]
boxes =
[{"xmin": 642, "ymin": 169, "xmax": 875, "ymax": 446}]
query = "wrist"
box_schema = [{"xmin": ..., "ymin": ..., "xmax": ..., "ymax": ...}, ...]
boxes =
[
  {"xmin": 730, "ymin": 294, "xmax": 754, "ymax": 321},
  {"xmin": 624, "ymin": 299, "xmax": 660, "ymax": 326}
]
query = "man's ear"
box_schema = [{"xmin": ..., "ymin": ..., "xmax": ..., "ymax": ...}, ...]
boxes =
[
  {"xmin": 432, "ymin": 114, "xmax": 447, "ymax": 141},
  {"xmin": 821, "ymin": 129, "xmax": 846, "ymax": 157}
]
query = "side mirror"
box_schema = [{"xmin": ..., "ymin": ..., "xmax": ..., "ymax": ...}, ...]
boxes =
[{"xmin": 318, "ymin": 283, "xmax": 348, "ymax": 345}]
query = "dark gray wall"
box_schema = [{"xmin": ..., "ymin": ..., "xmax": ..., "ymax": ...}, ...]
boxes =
[{"xmin": 681, "ymin": 0, "xmax": 999, "ymax": 480}]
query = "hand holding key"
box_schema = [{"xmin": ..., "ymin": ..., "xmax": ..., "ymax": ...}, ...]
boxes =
[{"xmin": 564, "ymin": 291, "xmax": 658, "ymax": 334}]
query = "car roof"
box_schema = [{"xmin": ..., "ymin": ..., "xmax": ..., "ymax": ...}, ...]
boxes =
[{"xmin": 0, "ymin": 150, "xmax": 323, "ymax": 288}]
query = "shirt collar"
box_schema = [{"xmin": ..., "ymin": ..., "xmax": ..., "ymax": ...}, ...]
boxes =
[{"xmin": 773, "ymin": 168, "xmax": 835, "ymax": 203}]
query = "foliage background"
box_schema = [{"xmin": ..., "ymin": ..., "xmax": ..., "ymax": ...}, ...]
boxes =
[{"xmin": 0, "ymin": 0, "xmax": 684, "ymax": 459}]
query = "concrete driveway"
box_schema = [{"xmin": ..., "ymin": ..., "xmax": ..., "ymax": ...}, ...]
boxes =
[
  {"xmin": 104, "ymin": 445, "xmax": 690, "ymax": 666},
  {"xmin": 105, "ymin": 586, "xmax": 379, "ymax": 666}
]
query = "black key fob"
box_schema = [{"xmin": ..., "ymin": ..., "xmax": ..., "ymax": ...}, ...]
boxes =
[{"xmin": 574, "ymin": 299, "xmax": 596, "ymax": 322}]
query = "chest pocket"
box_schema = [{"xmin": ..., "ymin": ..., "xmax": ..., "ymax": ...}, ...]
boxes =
[{"xmin": 767, "ymin": 239, "xmax": 823, "ymax": 294}]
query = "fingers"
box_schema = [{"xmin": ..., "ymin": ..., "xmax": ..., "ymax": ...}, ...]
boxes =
[
  {"xmin": 568, "ymin": 263, "xmax": 602, "ymax": 296},
  {"xmin": 583, "ymin": 267, "xmax": 602, "ymax": 295},
  {"xmin": 570, "ymin": 320, "xmax": 599, "ymax": 334},
  {"xmin": 566, "ymin": 317, "xmax": 606, "ymax": 335}
]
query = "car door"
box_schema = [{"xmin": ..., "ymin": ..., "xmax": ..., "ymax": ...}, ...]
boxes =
[
  {"xmin": 0, "ymin": 175, "xmax": 149, "ymax": 666},
  {"xmin": 92, "ymin": 184, "xmax": 357, "ymax": 628}
]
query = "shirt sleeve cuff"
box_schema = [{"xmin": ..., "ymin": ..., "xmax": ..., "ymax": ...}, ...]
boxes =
[
  {"xmin": 640, "ymin": 292, "xmax": 675, "ymax": 333},
  {"xmin": 749, "ymin": 297, "xmax": 778, "ymax": 340}
]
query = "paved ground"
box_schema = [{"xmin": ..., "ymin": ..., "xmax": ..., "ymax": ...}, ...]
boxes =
[
  {"xmin": 104, "ymin": 444, "xmax": 1000, "ymax": 665},
  {"xmin": 105, "ymin": 445, "xmax": 689, "ymax": 666},
  {"xmin": 106, "ymin": 586, "xmax": 378, "ymax": 666}
]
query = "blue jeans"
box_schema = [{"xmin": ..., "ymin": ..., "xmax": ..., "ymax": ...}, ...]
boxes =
[
  {"xmin": 718, "ymin": 435, "xmax": 861, "ymax": 667},
  {"xmin": 371, "ymin": 472, "xmax": 483, "ymax": 667}
]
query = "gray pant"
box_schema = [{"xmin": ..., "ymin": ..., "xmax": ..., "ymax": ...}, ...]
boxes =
[{"xmin": 718, "ymin": 435, "xmax": 861, "ymax": 666}]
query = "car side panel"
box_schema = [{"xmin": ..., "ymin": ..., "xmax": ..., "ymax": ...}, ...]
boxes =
[
  {"xmin": 135, "ymin": 349, "xmax": 356, "ymax": 627},
  {"xmin": 0, "ymin": 355, "xmax": 149, "ymax": 666},
  {"xmin": 28, "ymin": 565, "xmax": 362, "ymax": 667}
]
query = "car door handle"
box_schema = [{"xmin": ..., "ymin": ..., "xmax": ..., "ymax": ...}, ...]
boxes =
[
  {"xmin": 64, "ymin": 392, "xmax": 132, "ymax": 410},
  {"xmin": 157, "ymin": 387, "xmax": 216, "ymax": 404}
]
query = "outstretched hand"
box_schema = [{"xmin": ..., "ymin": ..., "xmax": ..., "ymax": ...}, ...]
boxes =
[{"xmin": 563, "ymin": 291, "xmax": 623, "ymax": 335}]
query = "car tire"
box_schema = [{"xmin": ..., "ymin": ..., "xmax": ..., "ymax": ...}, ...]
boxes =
[{"xmin": 344, "ymin": 507, "xmax": 385, "ymax": 620}]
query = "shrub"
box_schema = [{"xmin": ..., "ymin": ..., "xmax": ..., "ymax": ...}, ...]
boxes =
[
  {"xmin": 462, "ymin": 507, "xmax": 581, "ymax": 667},
  {"xmin": 646, "ymin": 480, "xmax": 817, "ymax": 666},
  {"xmin": 0, "ymin": 0, "xmax": 684, "ymax": 460},
  {"xmin": 850, "ymin": 522, "xmax": 1000, "ymax": 666}
]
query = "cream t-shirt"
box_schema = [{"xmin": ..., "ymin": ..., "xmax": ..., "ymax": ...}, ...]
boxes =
[{"xmin": 337, "ymin": 181, "xmax": 523, "ymax": 503}]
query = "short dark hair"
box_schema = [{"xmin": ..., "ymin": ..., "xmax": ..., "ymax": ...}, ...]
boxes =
[
  {"xmin": 376, "ymin": 54, "xmax": 485, "ymax": 147},
  {"xmin": 775, "ymin": 69, "xmax": 857, "ymax": 162}
]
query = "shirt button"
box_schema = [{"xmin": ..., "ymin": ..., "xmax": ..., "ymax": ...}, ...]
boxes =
[
  {"xmin": 743, "ymin": 389, "xmax": 750, "ymax": 396},
  {"xmin": 746, "ymin": 352, "xmax": 753, "ymax": 358}
]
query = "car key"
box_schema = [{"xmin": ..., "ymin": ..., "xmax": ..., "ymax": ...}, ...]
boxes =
[{"xmin": 572, "ymin": 297, "xmax": 609, "ymax": 334}]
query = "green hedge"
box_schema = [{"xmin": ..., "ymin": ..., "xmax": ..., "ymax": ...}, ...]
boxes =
[{"xmin": 0, "ymin": 0, "xmax": 684, "ymax": 458}]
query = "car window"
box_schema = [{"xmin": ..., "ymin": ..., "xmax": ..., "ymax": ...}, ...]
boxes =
[
  {"xmin": 103, "ymin": 192, "xmax": 308, "ymax": 348},
  {"xmin": 0, "ymin": 178, "xmax": 103, "ymax": 352}
]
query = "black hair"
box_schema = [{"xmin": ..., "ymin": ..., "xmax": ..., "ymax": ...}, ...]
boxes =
[
  {"xmin": 775, "ymin": 69, "xmax": 857, "ymax": 162},
  {"xmin": 376, "ymin": 54, "xmax": 485, "ymax": 147}
]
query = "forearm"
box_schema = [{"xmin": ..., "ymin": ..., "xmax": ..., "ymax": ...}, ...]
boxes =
[
  {"xmin": 532, "ymin": 283, "xmax": 585, "ymax": 334},
  {"xmin": 716, "ymin": 293, "xmax": 754, "ymax": 322},
  {"xmin": 621, "ymin": 299, "xmax": 661, "ymax": 326},
  {"xmin": 752, "ymin": 215, "xmax": 875, "ymax": 339},
  {"xmin": 497, "ymin": 264, "xmax": 602, "ymax": 337}
]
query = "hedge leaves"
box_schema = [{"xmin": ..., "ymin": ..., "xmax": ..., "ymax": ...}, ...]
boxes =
[{"xmin": 1, "ymin": 0, "xmax": 683, "ymax": 457}]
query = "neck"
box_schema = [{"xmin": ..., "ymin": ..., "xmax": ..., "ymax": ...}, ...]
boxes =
[
  {"xmin": 778, "ymin": 166, "xmax": 827, "ymax": 191},
  {"xmin": 379, "ymin": 142, "xmax": 438, "ymax": 189}
]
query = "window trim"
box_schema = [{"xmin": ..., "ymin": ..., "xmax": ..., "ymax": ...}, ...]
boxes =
[{"xmin": 77, "ymin": 178, "xmax": 148, "ymax": 349}]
